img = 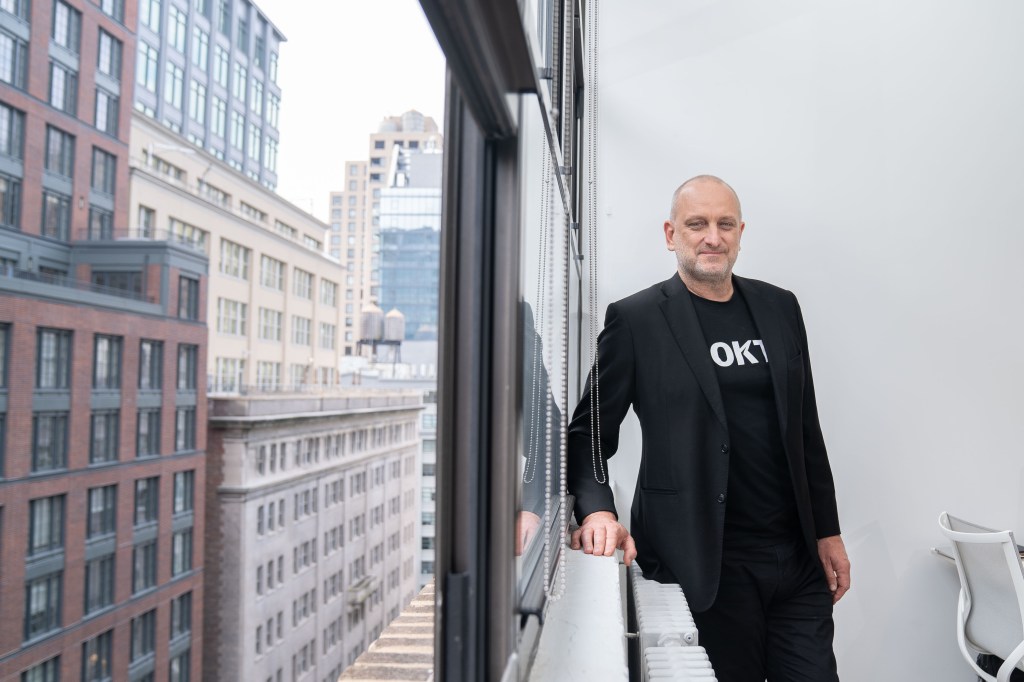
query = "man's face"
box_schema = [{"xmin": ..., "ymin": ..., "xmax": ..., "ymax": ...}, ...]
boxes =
[{"xmin": 663, "ymin": 180, "xmax": 745, "ymax": 285}]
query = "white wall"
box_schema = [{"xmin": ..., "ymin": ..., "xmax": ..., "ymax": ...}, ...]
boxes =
[{"xmin": 594, "ymin": 1, "xmax": 1024, "ymax": 679}]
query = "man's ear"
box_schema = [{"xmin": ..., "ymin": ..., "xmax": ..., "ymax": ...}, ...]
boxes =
[{"xmin": 663, "ymin": 221, "xmax": 676, "ymax": 251}]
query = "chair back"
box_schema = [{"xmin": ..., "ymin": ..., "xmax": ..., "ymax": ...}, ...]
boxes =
[{"xmin": 939, "ymin": 511, "xmax": 1024, "ymax": 668}]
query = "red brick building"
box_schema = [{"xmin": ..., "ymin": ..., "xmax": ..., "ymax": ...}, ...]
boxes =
[{"xmin": 0, "ymin": 1, "xmax": 208, "ymax": 680}]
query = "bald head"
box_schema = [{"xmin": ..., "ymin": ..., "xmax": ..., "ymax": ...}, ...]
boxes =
[{"xmin": 669, "ymin": 175, "xmax": 742, "ymax": 222}]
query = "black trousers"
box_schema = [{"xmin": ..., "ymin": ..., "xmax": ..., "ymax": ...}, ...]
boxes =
[{"xmin": 691, "ymin": 538, "xmax": 839, "ymax": 682}]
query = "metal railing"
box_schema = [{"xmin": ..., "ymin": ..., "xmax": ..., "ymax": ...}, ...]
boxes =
[
  {"xmin": 71, "ymin": 227, "xmax": 209, "ymax": 255},
  {"xmin": 0, "ymin": 265, "xmax": 158, "ymax": 303}
]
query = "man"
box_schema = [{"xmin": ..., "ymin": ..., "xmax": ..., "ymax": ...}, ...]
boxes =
[{"xmin": 567, "ymin": 175, "xmax": 850, "ymax": 681}]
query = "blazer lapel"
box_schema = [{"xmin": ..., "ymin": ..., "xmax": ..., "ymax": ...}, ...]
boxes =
[
  {"xmin": 658, "ymin": 274, "xmax": 728, "ymax": 430},
  {"xmin": 734, "ymin": 276, "xmax": 789, "ymax": 439}
]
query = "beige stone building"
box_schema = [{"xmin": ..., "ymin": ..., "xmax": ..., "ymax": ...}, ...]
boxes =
[
  {"xmin": 129, "ymin": 113, "xmax": 343, "ymax": 392},
  {"xmin": 328, "ymin": 111, "xmax": 442, "ymax": 355},
  {"xmin": 205, "ymin": 391, "xmax": 423, "ymax": 682}
]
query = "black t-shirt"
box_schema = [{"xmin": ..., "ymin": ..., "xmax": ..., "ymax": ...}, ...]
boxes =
[{"xmin": 690, "ymin": 289, "xmax": 800, "ymax": 550}]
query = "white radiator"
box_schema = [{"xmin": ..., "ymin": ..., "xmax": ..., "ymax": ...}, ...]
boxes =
[{"xmin": 630, "ymin": 563, "xmax": 717, "ymax": 681}]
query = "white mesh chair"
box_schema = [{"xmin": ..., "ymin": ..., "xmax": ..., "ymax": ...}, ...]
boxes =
[{"xmin": 938, "ymin": 512, "xmax": 1024, "ymax": 681}]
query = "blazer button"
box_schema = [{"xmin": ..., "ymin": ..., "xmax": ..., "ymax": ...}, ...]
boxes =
[
  {"xmin": 721, "ymin": 444, "xmax": 729, "ymax": 454},
  {"xmin": 717, "ymin": 493, "xmax": 726, "ymax": 503}
]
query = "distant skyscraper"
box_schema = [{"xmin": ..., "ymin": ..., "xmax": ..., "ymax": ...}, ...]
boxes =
[
  {"xmin": 379, "ymin": 148, "xmax": 441, "ymax": 340},
  {"xmin": 328, "ymin": 111, "xmax": 443, "ymax": 354},
  {"xmin": 0, "ymin": 1, "xmax": 207, "ymax": 680},
  {"xmin": 133, "ymin": 0, "xmax": 285, "ymax": 189}
]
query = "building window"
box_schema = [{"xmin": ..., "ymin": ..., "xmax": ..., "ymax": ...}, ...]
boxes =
[
  {"xmin": 171, "ymin": 528, "xmax": 193, "ymax": 576},
  {"xmin": 87, "ymin": 485, "xmax": 116, "ymax": 538},
  {"xmin": 292, "ymin": 268, "xmax": 313, "ymax": 299},
  {"xmin": 20, "ymin": 656, "xmax": 60, "ymax": 682},
  {"xmin": 188, "ymin": 80, "xmax": 206, "ymax": 124},
  {"xmin": 91, "ymin": 148, "xmax": 116, "ymax": 196},
  {"xmin": 132, "ymin": 540, "xmax": 157, "ymax": 593},
  {"xmin": 216, "ymin": 298, "xmax": 247, "ymax": 336},
  {"xmin": 92, "ymin": 270, "xmax": 141, "ymax": 296},
  {"xmin": 178, "ymin": 276, "xmax": 200, "ymax": 320},
  {"xmin": 90, "ymin": 410, "xmax": 119, "ymax": 464},
  {"xmin": 81, "ymin": 630, "xmax": 112, "ymax": 681},
  {"xmin": 52, "ymin": 1, "xmax": 81, "ymax": 53},
  {"xmin": 268, "ymin": 94, "xmax": 280, "ymax": 129},
  {"xmin": 251, "ymin": 80, "xmax": 263, "ymax": 115},
  {"xmin": 213, "ymin": 44, "xmax": 228, "ymax": 86},
  {"xmin": 35, "ymin": 329, "xmax": 70, "ymax": 387},
  {"xmin": 173, "ymin": 470, "xmax": 194, "ymax": 514},
  {"xmin": 41, "ymin": 191, "xmax": 71, "ymax": 240},
  {"xmin": 230, "ymin": 110, "xmax": 244, "ymax": 150},
  {"xmin": 98, "ymin": 0, "xmax": 124, "ymax": 22},
  {"xmin": 211, "ymin": 97, "xmax": 226, "ymax": 138},
  {"xmin": 191, "ymin": 26, "xmax": 209, "ymax": 67},
  {"xmin": 258, "ymin": 308, "xmax": 282, "ymax": 341},
  {"xmin": 232, "ymin": 62, "xmax": 246, "ymax": 100},
  {"xmin": 164, "ymin": 62, "xmax": 183, "ymax": 108},
  {"xmin": 29, "ymin": 495, "xmax": 64, "ymax": 555},
  {"xmin": 259, "ymin": 255, "xmax": 284, "ymax": 290},
  {"xmin": 131, "ymin": 609, "xmax": 156, "ymax": 662},
  {"xmin": 137, "ymin": 42, "xmax": 159, "ymax": 92},
  {"xmin": 140, "ymin": 0, "xmax": 160, "ymax": 32},
  {"xmin": 169, "ymin": 650, "xmax": 190, "ymax": 682},
  {"xmin": 83, "ymin": 555, "xmax": 114, "ymax": 614},
  {"xmin": 94, "ymin": 89, "xmax": 119, "ymax": 135},
  {"xmin": 0, "ymin": 173, "xmax": 20, "ymax": 228},
  {"xmin": 0, "ymin": 30, "xmax": 27, "ymax": 89},
  {"xmin": 137, "ymin": 408, "xmax": 161, "ymax": 457},
  {"xmin": 32, "ymin": 412, "xmax": 68, "ymax": 472},
  {"xmin": 263, "ymin": 136, "xmax": 277, "ymax": 172},
  {"xmin": 0, "ymin": 323, "xmax": 7, "ymax": 387},
  {"xmin": 213, "ymin": 357, "xmax": 244, "ymax": 392},
  {"xmin": 134, "ymin": 477, "xmax": 159, "ymax": 526},
  {"xmin": 255, "ymin": 361, "xmax": 280, "ymax": 391},
  {"xmin": 168, "ymin": 5, "xmax": 186, "ymax": 51},
  {"xmin": 88, "ymin": 207, "xmax": 114, "ymax": 239},
  {"xmin": 218, "ymin": 238, "xmax": 250, "ymax": 278},
  {"xmin": 138, "ymin": 205, "xmax": 156, "ymax": 237},
  {"xmin": 291, "ymin": 316, "xmax": 311, "ymax": 345},
  {"xmin": 139, "ymin": 340, "xmax": 163, "ymax": 389},
  {"xmin": 171, "ymin": 591, "xmax": 192, "ymax": 639},
  {"xmin": 48, "ymin": 62, "xmax": 77, "ymax": 114},
  {"xmin": 177, "ymin": 344, "xmax": 197, "ymax": 390},
  {"xmin": 24, "ymin": 572, "xmax": 62, "ymax": 641},
  {"xmin": 0, "ymin": 0, "xmax": 29, "ymax": 20},
  {"xmin": 319, "ymin": 323, "xmax": 336, "ymax": 350},
  {"xmin": 93, "ymin": 335, "xmax": 121, "ymax": 389},
  {"xmin": 44, "ymin": 126, "xmax": 74, "ymax": 178},
  {"xmin": 175, "ymin": 407, "xmax": 196, "ymax": 451},
  {"xmin": 169, "ymin": 218, "xmax": 208, "ymax": 250},
  {"xmin": 0, "ymin": 102, "xmax": 25, "ymax": 159},
  {"xmin": 248, "ymin": 124, "xmax": 261, "ymax": 162},
  {"xmin": 97, "ymin": 30, "xmax": 121, "ymax": 80}
]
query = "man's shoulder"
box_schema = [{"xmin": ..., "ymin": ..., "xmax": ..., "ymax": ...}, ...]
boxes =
[
  {"xmin": 734, "ymin": 274, "xmax": 799, "ymax": 305},
  {"xmin": 609, "ymin": 275, "xmax": 678, "ymax": 311}
]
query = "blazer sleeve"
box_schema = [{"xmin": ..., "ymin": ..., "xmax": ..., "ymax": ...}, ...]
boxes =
[
  {"xmin": 795, "ymin": 295, "xmax": 842, "ymax": 538},
  {"xmin": 567, "ymin": 301, "xmax": 636, "ymax": 523}
]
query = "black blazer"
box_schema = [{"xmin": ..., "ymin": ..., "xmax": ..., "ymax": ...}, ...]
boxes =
[{"xmin": 567, "ymin": 273, "xmax": 841, "ymax": 613}]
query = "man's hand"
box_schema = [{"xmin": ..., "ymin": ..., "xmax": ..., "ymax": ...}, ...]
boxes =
[
  {"xmin": 515, "ymin": 511, "xmax": 541, "ymax": 556},
  {"xmin": 570, "ymin": 511, "xmax": 637, "ymax": 565},
  {"xmin": 817, "ymin": 534, "xmax": 851, "ymax": 604}
]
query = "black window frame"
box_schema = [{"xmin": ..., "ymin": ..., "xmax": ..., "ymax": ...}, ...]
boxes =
[
  {"xmin": 92, "ymin": 334, "xmax": 122, "ymax": 389},
  {"xmin": 36, "ymin": 328, "xmax": 72, "ymax": 389},
  {"xmin": 83, "ymin": 554, "xmax": 115, "ymax": 614},
  {"xmin": 178, "ymin": 276, "xmax": 200, "ymax": 320},
  {"xmin": 139, "ymin": 339, "xmax": 163, "ymax": 389},
  {"xmin": 89, "ymin": 409, "xmax": 120, "ymax": 464},
  {"xmin": 28, "ymin": 494, "xmax": 65, "ymax": 556},
  {"xmin": 32, "ymin": 411, "xmax": 68, "ymax": 472},
  {"xmin": 132, "ymin": 540, "xmax": 158, "ymax": 593},
  {"xmin": 24, "ymin": 571, "xmax": 62, "ymax": 641},
  {"xmin": 176, "ymin": 343, "xmax": 198, "ymax": 390},
  {"xmin": 86, "ymin": 484, "xmax": 117, "ymax": 538},
  {"xmin": 81, "ymin": 629, "xmax": 112, "ymax": 682},
  {"xmin": 137, "ymin": 407, "xmax": 161, "ymax": 457},
  {"xmin": 134, "ymin": 476, "xmax": 159, "ymax": 527}
]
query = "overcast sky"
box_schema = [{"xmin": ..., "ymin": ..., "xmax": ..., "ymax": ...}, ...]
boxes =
[{"xmin": 253, "ymin": 0, "xmax": 446, "ymax": 222}]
